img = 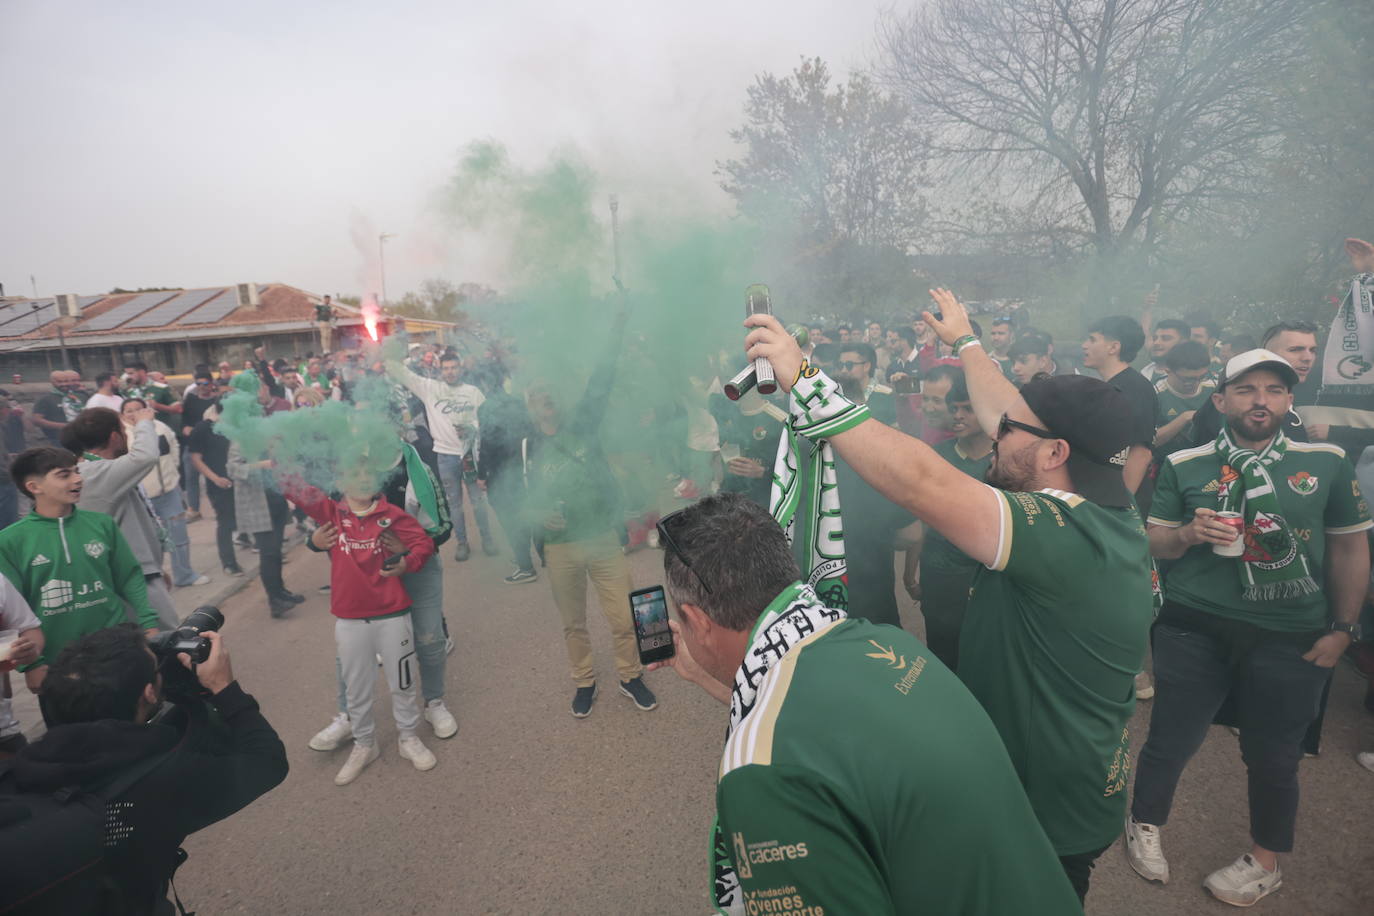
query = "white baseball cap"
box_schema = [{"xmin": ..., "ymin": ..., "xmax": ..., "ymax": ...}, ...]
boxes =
[{"xmin": 1220, "ymin": 348, "xmax": 1299, "ymax": 389}]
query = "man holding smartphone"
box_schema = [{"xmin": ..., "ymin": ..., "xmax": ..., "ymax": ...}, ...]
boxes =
[{"xmin": 652, "ymin": 493, "xmax": 1079, "ymax": 914}]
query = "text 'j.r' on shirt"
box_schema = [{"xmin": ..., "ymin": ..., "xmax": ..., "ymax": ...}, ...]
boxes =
[{"xmin": 960, "ymin": 487, "xmax": 1154, "ymax": 856}]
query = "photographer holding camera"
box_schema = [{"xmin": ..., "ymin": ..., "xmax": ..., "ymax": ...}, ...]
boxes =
[{"xmin": 0, "ymin": 622, "xmax": 288, "ymax": 914}]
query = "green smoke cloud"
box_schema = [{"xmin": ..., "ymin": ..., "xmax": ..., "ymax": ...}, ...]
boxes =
[{"xmin": 442, "ymin": 140, "xmax": 775, "ymax": 522}]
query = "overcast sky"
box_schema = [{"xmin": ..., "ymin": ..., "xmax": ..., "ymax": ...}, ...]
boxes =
[{"xmin": 0, "ymin": 0, "xmax": 886, "ymax": 302}]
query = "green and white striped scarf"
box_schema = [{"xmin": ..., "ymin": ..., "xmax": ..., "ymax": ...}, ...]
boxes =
[
  {"xmin": 767, "ymin": 363, "xmax": 872, "ymax": 610},
  {"xmin": 1215, "ymin": 427, "xmax": 1318, "ymax": 601}
]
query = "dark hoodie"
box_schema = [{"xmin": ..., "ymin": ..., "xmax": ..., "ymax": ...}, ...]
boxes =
[{"xmin": 9, "ymin": 682, "xmax": 287, "ymax": 913}]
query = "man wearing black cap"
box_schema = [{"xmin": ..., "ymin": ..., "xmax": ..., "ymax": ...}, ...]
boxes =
[
  {"xmin": 1128, "ymin": 349, "xmax": 1371, "ymax": 907},
  {"xmin": 745, "ymin": 289, "xmax": 1154, "ymax": 904}
]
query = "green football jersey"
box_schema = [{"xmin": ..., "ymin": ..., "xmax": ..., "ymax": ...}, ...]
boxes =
[
  {"xmin": 960, "ymin": 488, "xmax": 1154, "ymax": 855},
  {"xmin": 0, "ymin": 508, "xmax": 156, "ymax": 667},
  {"xmin": 1154, "ymin": 377, "xmax": 1215, "ymax": 426},
  {"xmin": 1147, "ymin": 438, "xmax": 1372, "ymax": 631},
  {"xmin": 921, "ymin": 438, "xmax": 993, "ymax": 574},
  {"xmin": 716, "ymin": 616, "xmax": 1079, "ymax": 914}
]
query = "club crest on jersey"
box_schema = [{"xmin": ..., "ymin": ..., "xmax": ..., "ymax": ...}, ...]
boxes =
[
  {"xmin": 1287, "ymin": 471, "xmax": 1318, "ymax": 495},
  {"xmin": 84, "ymin": 541, "xmax": 106, "ymax": 559},
  {"xmin": 753, "ymin": 425, "xmax": 769, "ymax": 441},
  {"xmin": 377, "ymin": 517, "xmax": 392, "ymax": 528}
]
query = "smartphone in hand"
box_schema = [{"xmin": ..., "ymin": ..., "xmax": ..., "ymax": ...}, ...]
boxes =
[{"xmin": 630, "ymin": 585, "xmax": 675, "ymax": 665}]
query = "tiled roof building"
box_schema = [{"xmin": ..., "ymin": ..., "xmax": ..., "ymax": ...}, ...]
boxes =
[{"xmin": 0, "ymin": 284, "xmax": 451, "ymax": 378}]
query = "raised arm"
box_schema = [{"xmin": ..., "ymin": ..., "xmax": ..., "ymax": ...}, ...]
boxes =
[
  {"xmin": 97, "ymin": 409, "xmax": 160, "ymax": 497},
  {"xmin": 571, "ymin": 307, "xmax": 630, "ymax": 432},
  {"xmin": 923, "ymin": 289, "xmax": 1021, "ymax": 440},
  {"xmin": 744, "ymin": 309, "xmax": 1004, "ymax": 568}
]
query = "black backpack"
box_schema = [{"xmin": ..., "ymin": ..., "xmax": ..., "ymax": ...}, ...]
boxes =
[{"xmin": 0, "ymin": 751, "xmax": 174, "ymax": 914}]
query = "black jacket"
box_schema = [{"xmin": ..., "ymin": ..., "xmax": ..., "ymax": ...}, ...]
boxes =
[{"xmin": 10, "ymin": 682, "xmax": 288, "ymax": 913}]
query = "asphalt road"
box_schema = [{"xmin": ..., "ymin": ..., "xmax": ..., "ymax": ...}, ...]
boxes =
[{"xmin": 175, "ymin": 539, "xmax": 1373, "ymax": 916}]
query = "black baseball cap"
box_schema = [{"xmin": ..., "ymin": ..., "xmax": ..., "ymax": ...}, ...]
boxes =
[{"xmin": 1018, "ymin": 374, "xmax": 1134, "ymax": 507}]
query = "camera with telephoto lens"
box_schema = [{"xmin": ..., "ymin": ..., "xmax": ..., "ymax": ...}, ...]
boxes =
[{"xmin": 147, "ymin": 606, "xmax": 224, "ymax": 704}]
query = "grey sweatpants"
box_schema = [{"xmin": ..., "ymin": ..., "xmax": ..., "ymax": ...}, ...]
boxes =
[{"xmin": 336, "ymin": 613, "xmax": 421, "ymax": 746}]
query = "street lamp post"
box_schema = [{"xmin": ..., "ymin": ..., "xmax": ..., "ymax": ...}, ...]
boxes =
[{"xmin": 379, "ymin": 232, "xmax": 395, "ymax": 305}]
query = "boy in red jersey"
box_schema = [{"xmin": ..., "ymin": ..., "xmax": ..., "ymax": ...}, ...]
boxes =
[{"xmin": 286, "ymin": 467, "xmax": 436, "ymax": 786}]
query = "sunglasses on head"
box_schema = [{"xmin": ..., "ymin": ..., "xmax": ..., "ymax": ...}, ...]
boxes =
[{"xmin": 655, "ymin": 509, "xmax": 712, "ymax": 595}]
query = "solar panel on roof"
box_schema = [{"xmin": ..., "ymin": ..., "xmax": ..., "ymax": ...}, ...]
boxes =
[
  {"xmin": 78, "ymin": 291, "xmax": 179, "ymax": 331},
  {"xmin": 123, "ymin": 288, "xmax": 225, "ymax": 329},
  {"xmin": 179, "ymin": 289, "xmax": 244, "ymax": 325},
  {"xmin": 0, "ymin": 300, "xmax": 54, "ymax": 331},
  {"xmin": 0, "ymin": 303, "xmax": 57, "ymax": 333},
  {"xmin": 78, "ymin": 295, "xmax": 105, "ymax": 309}
]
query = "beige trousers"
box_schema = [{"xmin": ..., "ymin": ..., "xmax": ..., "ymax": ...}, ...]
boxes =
[{"xmin": 545, "ymin": 532, "xmax": 641, "ymax": 686}]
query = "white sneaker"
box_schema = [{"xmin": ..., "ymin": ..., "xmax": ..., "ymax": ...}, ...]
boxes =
[
  {"xmin": 308, "ymin": 713, "xmax": 352, "ymax": 751},
  {"xmin": 424, "ymin": 699, "xmax": 458, "ymax": 739},
  {"xmin": 334, "ymin": 742, "xmax": 379, "ymax": 785},
  {"xmin": 1358, "ymin": 751, "xmax": 1374, "ymax": 773},
  {"xmin": 1124, "ymin": 815, "xmax": 1169, "ymax": 884},
  {"xmin": 1134, "ymin": 671, "xmax": 1155, "ymax": 700},
  {"xmin": 188, "ymin": 574, "xmax": 211, "ymax": 587},
  {"xmin": 1204, "ymin": 853, "xmax": 1282, "ymax": 907},
  {"xmin": 398, "ymin": 735, "xmax": 437, "ymax": 771},
  {"xmin": 445, "ymin": 635, "xmax": 455, "ymax": 656}
]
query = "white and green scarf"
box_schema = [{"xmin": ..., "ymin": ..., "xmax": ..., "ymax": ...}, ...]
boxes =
[
  {"xmin": 1320, "ymin": 273, "xmax": 1374, "ymax": 397},
  {"xmin": 710, "ymin": 583, "xmax": 846, "ymax": 914},
  {"xmin": 1215, "ymin": 427, "xmax": 1318, "ymax": 601},
  {"xmin": 767, "ymin": 363, "xmax": 872, "ymax": 610}
]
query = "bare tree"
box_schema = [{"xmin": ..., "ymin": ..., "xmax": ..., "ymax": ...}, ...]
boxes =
[
  {"xmin": 719, "ymin": 57, "xmax": 930, "ymax": 253},
  {"xmin": 878, "ymin": 0, "xmax": 1307, "ymax": 260}
]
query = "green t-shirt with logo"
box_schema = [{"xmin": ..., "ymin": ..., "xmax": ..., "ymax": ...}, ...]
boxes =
[
  {"xmin": 921, "ymin": 438, "xmax": 993, "ymax": 574},
  {"xmin": 716, "ymin": 615, "xmax": 1079, "ymax": 914},
  {"xmin": 959, "ymin": 488, "xmax": 1153, "ymax": 855},
  {"xmin": 1147, "ymin": 438, "xmax": 1372, "ymax": 631},
  {"xmin": 1154, "ymin": 377, "xmax": 1215, "ymax": 427}
]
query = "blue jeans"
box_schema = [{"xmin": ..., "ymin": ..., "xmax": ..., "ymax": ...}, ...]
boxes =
[
  {"xmin": 333, "ymin": 553, "xmax": 448, "ymax": 710},
  {"xmin": 149, "ymin": 488, "xmax": 198, "ymax": 586},
  {"xmin": 436, "ymin": 452, "xmax": 491, "ymax": 546},
  {"xmin": 182, "ymin": 448, "xmax": 202, "ymax": 513},
  {"xmin": 1130, "ymin": 622, "xmax": 1329, "ymax": 852}
]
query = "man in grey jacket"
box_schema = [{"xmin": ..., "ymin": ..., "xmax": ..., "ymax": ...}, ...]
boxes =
[{"xmin": 60, "ymin": 404, "xmax": 178, "ymax": 628}]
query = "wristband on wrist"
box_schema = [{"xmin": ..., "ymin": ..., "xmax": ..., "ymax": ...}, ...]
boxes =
[{"xmin": 953, "ymin": 335, "xmax": 982, "ymax": 356}]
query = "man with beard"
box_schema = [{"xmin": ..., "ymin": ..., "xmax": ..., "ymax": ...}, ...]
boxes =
[
  {"xmin": 1141, "ymin": 320, "xmax": 1191, "ymax": 384},
  {"xmin": 1188, "ymin": 322, "xmax": 1314, "ymax": 448},
  {"xmin": 745, "ymin": 289, "xmax": 1154, "ymax": 904},
  {"xmin": 31, "ymin": 371, "xmax": 85, "ymax": 445},
  {"xmin": 387, "ymin": 352, "xmax": 497, "ymax": 561},
  {"xmin": 1129, "ymin": 350, "xmax": 1370, "ymax": 906}
]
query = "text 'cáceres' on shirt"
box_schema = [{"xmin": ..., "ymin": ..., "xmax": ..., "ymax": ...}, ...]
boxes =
[
  {"xmin": 1148, "ymin": 438, "xmax": 1372, "ymax": 631},
  {"xmin": 715, "ymin": 588, "xmax": 1080, "ymax": 914},
  {"xmin": 959, "ymin": 486, "xmax": 1155, "ymax": 856}
]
